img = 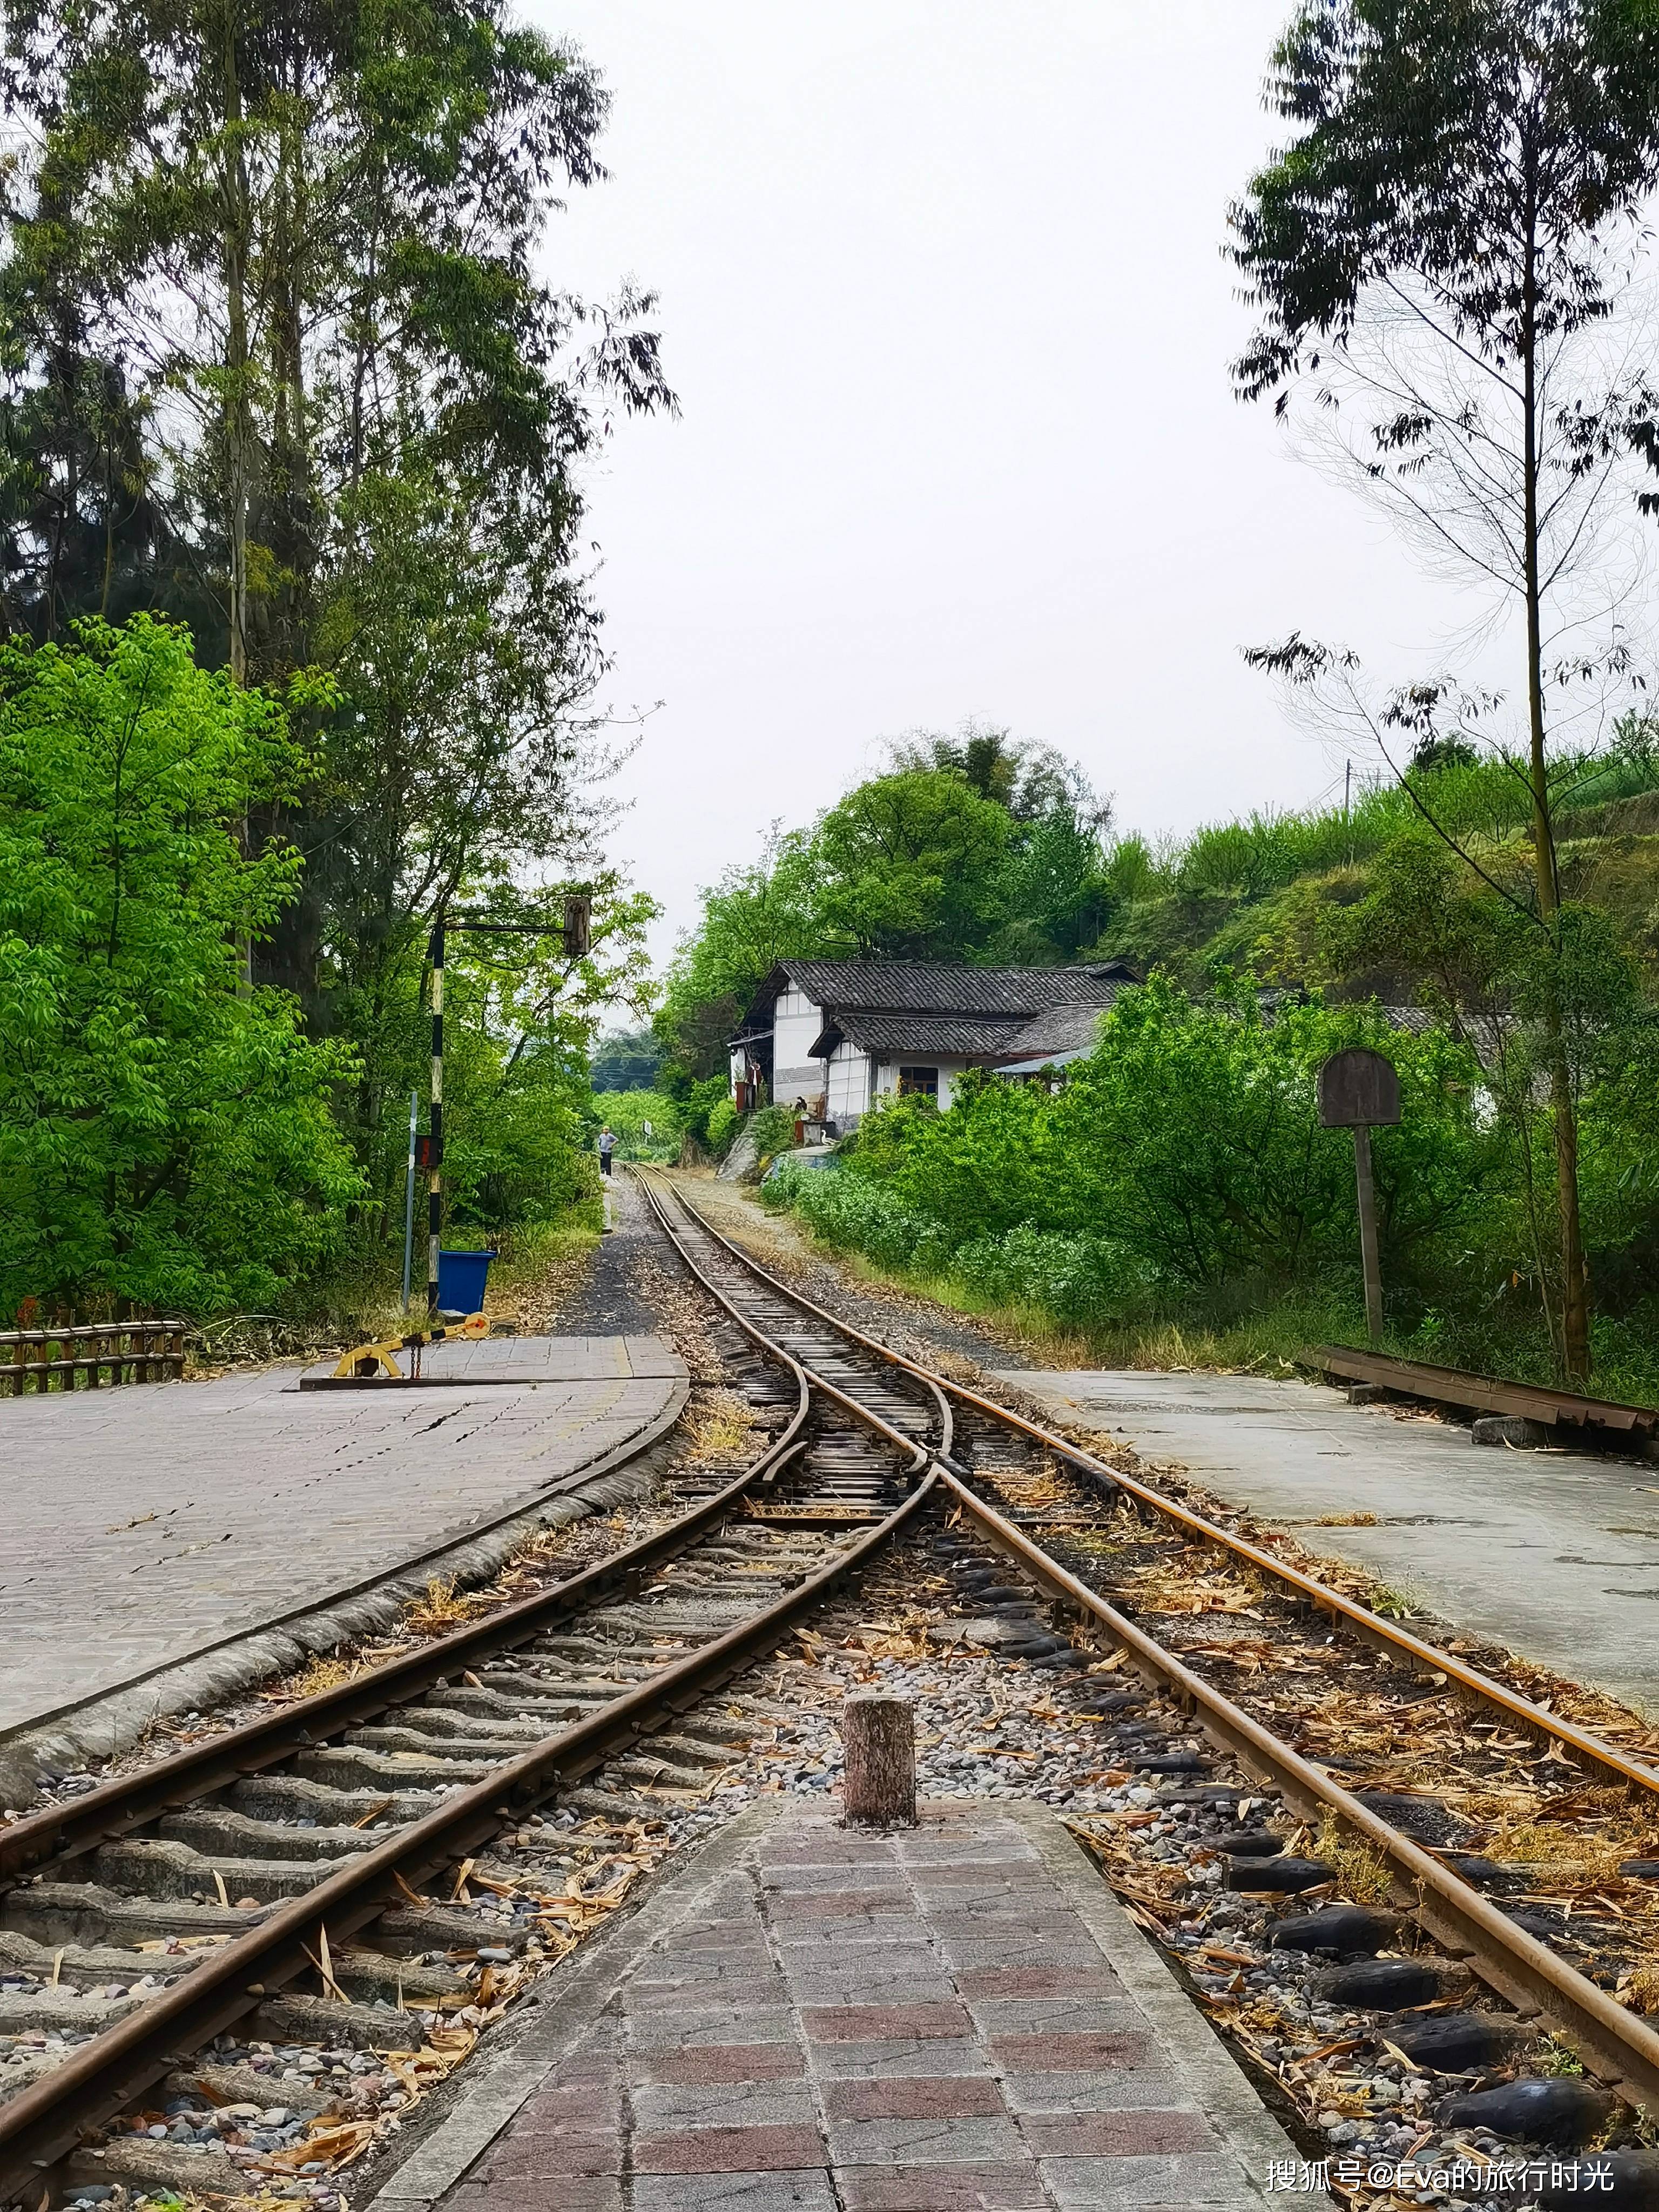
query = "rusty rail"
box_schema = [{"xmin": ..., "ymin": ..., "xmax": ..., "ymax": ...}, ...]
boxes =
[
  {"xmin": 1310, "ymin": 1343, "xmax": 1659, "ymax": 1440},
  {"xmin": 651, "ymin": 1181, "xmax": 1659, "ymax": 1802},
  {"xmin": 938, "ymin": 1464, "xmax": 1659, "ymax": 2114},
  {"xmin": 641, "ymin": 1173, "xmax": 1659, "ymax": 2121},
  {"xmin": 0, "ymin": 1474, "xmax": 934, "ymax": 2195},
  {"xmin": 0, "ymin": 1283, "xmax": 944, "ymax": 2200}
]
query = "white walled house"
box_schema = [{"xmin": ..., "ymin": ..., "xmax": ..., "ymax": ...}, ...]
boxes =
[{"xmin": 730, "ymin": 960, "xmax": 1136, "ymax": 1132}]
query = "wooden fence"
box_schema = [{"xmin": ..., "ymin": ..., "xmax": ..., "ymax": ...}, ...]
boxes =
[{"xmin": 0, "ymin": 1321, "xmax": 186, "ymax": 1397}]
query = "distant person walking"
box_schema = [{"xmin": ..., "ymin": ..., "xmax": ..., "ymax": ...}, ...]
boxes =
[{"xmin": 597, "ymin": 1125, "xmax": 616, "ymax": 1177}]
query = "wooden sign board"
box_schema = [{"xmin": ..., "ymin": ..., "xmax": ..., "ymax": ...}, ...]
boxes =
[{"xmin": 1318, "ymin": 1047, "xmax": 1400, "ymax": 1129}]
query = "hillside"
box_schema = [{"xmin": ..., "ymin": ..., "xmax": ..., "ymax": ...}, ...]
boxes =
[{"xmin": 1086, "ymin": 778, "xmax": 1659, "ymax": 1005}]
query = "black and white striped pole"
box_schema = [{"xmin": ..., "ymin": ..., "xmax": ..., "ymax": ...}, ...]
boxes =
[{"xmin": 427, "ymin": 920, "xmax": 445, "ymax": 1318}]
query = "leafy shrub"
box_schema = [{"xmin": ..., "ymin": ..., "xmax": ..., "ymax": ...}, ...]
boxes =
[
  {"xmin": 748, "ymin": 1103, "xmax": 800, "ymax": 1163},
  {"xmin": 705, "ymin": 1096, "xmax": 740, "ymax": 1156},
  {"xmin": 952, "ymin": 1226, "xmax": 1157, "ymax": 1327},
  {"xmin": 764, "ymin": 1159, "xmax": 955, "ymax": 1274},
  {"xmin": 766, "ymin": 975, "xmax": 1500, "ymax": 1336},
  {"xmin": 588, "ymin": 1090, "xmax": 682, "ymax": 1162},
  {"xmin": 677, "ymin": 1075, "xmax": 732, "ymax": 1152},
  {"xmin": 0, "ymin": 618, "xmax": 363, "ymax": 1317}
]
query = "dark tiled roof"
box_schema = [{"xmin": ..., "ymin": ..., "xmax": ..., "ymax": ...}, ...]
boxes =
[
  {"xmin": 992, "ymin": 1002, "xmax": 1116, "ymax": 1065},
  {"xmin": 774, "ymin": 959, "xmax": 1134, "ymax": 1017},
  {"xmin": 1379, "ymin": 1004, "xmax": 1504, "ymax": 1067},
  {"xmin": 813, "ymin": 1011, "xmax": 1043, "ymax": 1059}
]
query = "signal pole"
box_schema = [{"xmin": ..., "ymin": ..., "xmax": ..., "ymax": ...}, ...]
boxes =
[
  {"xmin": 427, "ymin": 921, "xmax": 445, "ymax": 1317},
  {"xmin": 424, "ymin": 894, "xmax": 592, "ymax": 1317}
]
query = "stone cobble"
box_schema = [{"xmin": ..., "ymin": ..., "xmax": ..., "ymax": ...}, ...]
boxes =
[{"xmin": 421, "ymin": 1799, "xmax": 1287, "ymax": 2212}]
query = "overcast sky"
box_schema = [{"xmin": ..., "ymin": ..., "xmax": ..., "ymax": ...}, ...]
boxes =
[{"xmin": 533, "ymin": 0, "xmax": 1473, "ymax": 975}]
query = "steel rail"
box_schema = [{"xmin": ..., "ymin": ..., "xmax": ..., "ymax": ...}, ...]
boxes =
[
  {"xmin": 0, "ymin": 1370, "xmax": 695, "ymax": 1765},
  {"xmin": 635, "ymin": 1174, "xmax": 946, "ymax": 1473},
  {"xmin": 656, "ymin": 1179, "xmax": 1659, "ymax": 1800},
  {"xmin": 640, "ymin": 1175, "xmax": 1659, "ymax": 2118},
  {"xmin": 936, "ymin": 1464, "xmax": 1659, "ymax": 2114},
  {"xmin": 0, "ymin": 1340, "xmax": 824, "ymax": 2191},
  {"xmin": 0, "ymin": 1414, "xmax": 807, "ymax": 1887},
  {"xmin": 0, "ymin": 1468, "xmax": 936, "ymax": 2199},
  {"xmin": 1311, "ymin": 1344, "xmax": 1659, "ymax": 1439},
  {"xmin": 1, "ymin": 1174, "xmax": 965, "ymax": 2200}
]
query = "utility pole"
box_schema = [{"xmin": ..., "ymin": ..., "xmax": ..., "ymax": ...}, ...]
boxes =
[
  {"xmin": 1317, "ymin": 1048, "xmax": 1400, "ymax": 1348},
  {"xmin": 1351, "ymin": 1122, "xmax": 1384, "ymax": 1347},
  {"xmin": 424, "ymin": 893, "xmax": 592, "ymax": 1317}
]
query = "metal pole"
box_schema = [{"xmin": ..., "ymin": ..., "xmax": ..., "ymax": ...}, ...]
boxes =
[
  {"xmin": 1353, "ymin": 1122, "xmax": 1384, "ymax": 1347},
  {"xmin": 427, "ymin": 923, "xmax": 444, "ymax": 1318},
  {"xmin": 401, "ymin": 1089, "xmax": 418, "ymax": 1312}
]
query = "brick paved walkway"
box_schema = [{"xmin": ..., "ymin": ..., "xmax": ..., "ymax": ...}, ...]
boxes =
[
  {"xmin": 0, "ymin": 1341, "xmax": 683, "ymax": 1738},
  {"xmin": 376, "ymin": 1800, "xmax": 1290, "ymax": 2212}
]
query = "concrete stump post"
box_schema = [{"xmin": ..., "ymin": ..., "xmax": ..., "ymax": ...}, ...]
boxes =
[{"xmin": 841, "ymin": 1694, "xmax": 916, "ymax": 1828}]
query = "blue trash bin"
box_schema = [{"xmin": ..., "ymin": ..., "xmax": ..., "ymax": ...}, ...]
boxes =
[{"xmin": 436, "ymin": 1249, "xmax": 497, "ymax": 1314}]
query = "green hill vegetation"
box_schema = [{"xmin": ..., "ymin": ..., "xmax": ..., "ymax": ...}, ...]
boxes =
[
  {"xmin": 1096, "ymin": 739, "xmax": 1659, "ymax": 1003},
  {"xmin": 664, "ymin": 725, "xmax": 1659, "ymax": 1400}
]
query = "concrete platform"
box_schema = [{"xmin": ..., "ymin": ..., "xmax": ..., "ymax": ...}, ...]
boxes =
[
  {"xmin": 1004, "ymin": 1368, "xmax": 1659, "ymax": 1715},
  {"xmin": 0, "ymin": 1338, "xmax": 685, "ymax": 1742},
  {"xmin": 300, "ymin": 1335, "xmax": 685, "ymax": 1386},
  {"xmin": 369, "ymin": 1798, "xmax": 1291, "ymax": 2211}
]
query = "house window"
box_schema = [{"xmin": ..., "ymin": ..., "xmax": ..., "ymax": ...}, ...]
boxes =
[{"xmin": 897, "ymin": 1065, "xmax": 939, "ymax": 1101}]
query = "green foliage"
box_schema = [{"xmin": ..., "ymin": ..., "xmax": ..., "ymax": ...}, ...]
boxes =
[
  {"xmin": 1084, "ymin": 737, "xmax": 1659, "ymax": 993},
  {"xmin": 657, "ymin": 729, "xmax": 1116, "ymax": 1079},
  {"xmin": 1229, "ymin": 0, "xmax": 1659, "ymax": 409},
  {"xmin": 1322, "ymin": 832, "xmax": 1659, "ymax": 1346},
  {"xmin": 587, "ymin": 1090, "xmax": 680, "ymax": 1162},
  {"xmin": 440, "ymin": 1014, "xmax": 598, "ymax": 1234},
  {"xmin": 705, "ymin": 1096, "xmax": 740, "ymax": 1157},
  {"xmin": 747, "ymin": 1102, "xmax": 800, "ymax": 1165},
  {"xmin": 0, "ymin": 619, "xmax": 362, "ymax": 1316},
  {"xmin": 656, "ymin": 829, "xmax": 824, "ymax": 1076},
  {"xmin": 0, "ymin": 0, "xmax": 671, "ymax": 1287},
  {"xmin": 1228, "ymin": 0, "xmax": 1659, "ymax": 1382},
  {"xmin": 814, "ymin": 770, "xmax": 1015, "ymax": 958},
  {"xmin": 768, "ymin": 976, "xmax": 1497, "ymax": 1331},
  {"xmin": 590, "ymin": 1028, "xmax": 660, "ymax": 1091},
  {"xmin": 662, "ymin": 1073, "xmax": 733, "ymax": 1155}
]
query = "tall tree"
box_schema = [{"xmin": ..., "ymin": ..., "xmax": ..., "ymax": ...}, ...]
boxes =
[
  {"xmin": 1, "ymin": 0, "xmax": 673, "ymax": 1195},
  {"xmin": 1230, "ymin": 0, "xmax": 1659, "ymax": 1381}
]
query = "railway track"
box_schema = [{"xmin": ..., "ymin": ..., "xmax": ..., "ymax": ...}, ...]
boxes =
[
  {"xmin": 634, "ymin": 1173, "xmax": 1659, "ymax": 2191},
  {"xmin": 9, "ymin": 1171, "xmax": 1659, "ymax": 2206},
  {"xmin": 0, "ymin": 1278, "xmax": 932, "ymax": 2207}
]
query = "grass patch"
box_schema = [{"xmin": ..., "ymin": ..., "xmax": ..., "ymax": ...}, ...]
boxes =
[
  {"xmin": 404, "ymin": 1574, "xmax": 493, "ymax": 1636},
  {"xmin": 821, "ymin": 1239, "xmax": 1361, "ymax": 1376},
  {"xmin": 1535, "ymin": 2033, "xmax": 1586, "ymax": 2075},
  {"xmin": 684, "ymin": 1389, "xmax": 758, "ymax": 1464},
  {"xmin": 1314, "ymin": 1810, "xmax": 1394, "ymax": 1904},
  {"xmin": 277, "ymin": 1652, "xmax": 361, "ymax": 1699},
  {"xmin": 1367, "ymin": 1584, "xmax": 1419, "ymax": 1620},
  {"xmin": 1483, "ymin": 1817, "xmax": 1636, "ymax": 1888},
  {"xmin": 490, "ymin": 1216, "xmax": 601, "ymax": 1294}
]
